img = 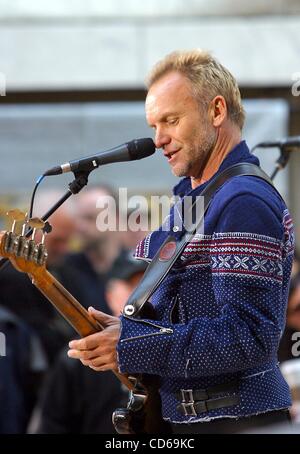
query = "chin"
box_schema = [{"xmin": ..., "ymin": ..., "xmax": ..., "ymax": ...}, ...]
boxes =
[{"xmin": 170, "ymin": 163, "xmax": 187, "ymax": 178}]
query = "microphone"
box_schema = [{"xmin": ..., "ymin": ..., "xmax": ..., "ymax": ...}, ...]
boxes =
[
  {"xmin": 44, "ymin": 138, "xmax": 156, "ymax": 176},
  {"xmin": 255, "ymin": 136, "xmax": 300, "ymax": 149}
]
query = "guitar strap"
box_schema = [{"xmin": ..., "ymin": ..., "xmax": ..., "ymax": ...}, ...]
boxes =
[{"xmin": 123, "ymin": 162, "xmax": 279, "ymax": 318}]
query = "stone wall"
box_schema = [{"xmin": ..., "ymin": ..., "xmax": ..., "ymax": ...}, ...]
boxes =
[{"xmin": 0, "ymin": 1, "xmax": 299, "ymax": 89}]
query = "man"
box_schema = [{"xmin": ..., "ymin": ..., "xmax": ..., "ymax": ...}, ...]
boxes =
[
  {"xmin": 63, "ymin": 185, "xmax": 122, "ymax": 314},
  {"xmin": 68, "ymin": 50, "xmax": 295, "ymax": 433},
  {"xmin": 73, "ymin": 185, "xmax": 120, "ymax": 270}
]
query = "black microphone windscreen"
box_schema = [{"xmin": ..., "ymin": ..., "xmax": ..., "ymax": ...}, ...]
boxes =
[{"xmin": 128, "ymin": 138, "xmax": 156, "ymax": 160}]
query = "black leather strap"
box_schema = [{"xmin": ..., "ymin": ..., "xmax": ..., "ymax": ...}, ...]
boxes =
[
  {"xmin": 176, "ymin": 395, "xmax": 240, "ymax": 416},
  {"xmin": 124, "ymin": 163, "xmax": 278, "ymax": 318},
  {"xmin": 175, "ymin": 380, "xmax": 239, "ymax": 401},
  {"xmin": 175, "ymin": 380, "xmax": 240, "ymax": 416}
]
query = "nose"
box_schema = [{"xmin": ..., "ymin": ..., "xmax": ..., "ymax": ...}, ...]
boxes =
[{"xmin": 154, "ymin": 127, "xmax": 171, "ymax": 149}]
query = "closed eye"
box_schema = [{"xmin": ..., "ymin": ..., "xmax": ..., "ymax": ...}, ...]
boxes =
[{"xmin": 166, "ymin": 118, "xmax": 178, "ymax": 126}]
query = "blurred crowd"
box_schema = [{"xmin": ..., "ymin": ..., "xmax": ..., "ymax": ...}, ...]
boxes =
[
  {"xmin": 0, "ymin": 185, "xmax": 148, "ymax": 433},
  {"xmin": 0, "ymin": 185, "xmax": 300, "ymax": 433},
  {"xmin": 278, "ymin": 252, "xmax": 300, "ymax": 423}
]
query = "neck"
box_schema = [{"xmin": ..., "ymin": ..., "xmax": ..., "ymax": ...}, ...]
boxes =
[{"xmin": 191, "ymin": 126, "xmax": 241, "ymax": 189}]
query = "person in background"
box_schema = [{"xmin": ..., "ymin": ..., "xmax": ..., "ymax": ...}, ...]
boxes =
[
  {"xmin": 279, "ymin": 273, "xmax": 300, "ymax": 423},
  {"xmin": 0, "ymin": 190, "xmax": 106, "ymax": 433},
  {"xmin": 291, "ymin": 250, "xmax": 300, "ymax": 278},
  {"xmin": 64, "ymin": 185, "xmax": 122, "ymax": 314},
  {"xmin": 0, "ymin": 195, "xmax": 80, "ymax": 363},
  {"xmin": 30, "ymin": 251, "xmax": 147, "ymax": 434},
  {"xmin": 279, "ymin": 273, "xmax": 300, "ymax": 363}
]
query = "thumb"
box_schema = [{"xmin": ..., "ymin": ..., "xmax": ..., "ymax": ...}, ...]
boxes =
[{"xmin": 88, "ymin": 306, "xmax": 115, "ymax": 325}]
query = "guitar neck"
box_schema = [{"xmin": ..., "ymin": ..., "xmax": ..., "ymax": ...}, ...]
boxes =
[
  {"xmin": 31, "ymin": 268, "xmax": 102, "ymax": 337},
  {"xmin": 30, "ymin": 268, "xmax": 135, "ymax": 391}
]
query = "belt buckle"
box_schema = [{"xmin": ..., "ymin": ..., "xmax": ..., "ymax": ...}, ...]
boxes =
[{"xmin": 180, "ymin": 389, "xmax": 197, "ymax": 417}]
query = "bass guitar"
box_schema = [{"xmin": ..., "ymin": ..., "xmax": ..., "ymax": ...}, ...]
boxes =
[{"xmin": 0, "ymin": 209, "xmax": 171, "ymax": 434}]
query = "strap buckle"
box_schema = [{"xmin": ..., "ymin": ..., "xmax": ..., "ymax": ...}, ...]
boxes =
[
  {"xmin": 180, "ymin": 389, "xmax": 198, "ymax": 417},
  {"xmin": 181, "ymin": 389, "xmax": 194, "ymax": 403}
]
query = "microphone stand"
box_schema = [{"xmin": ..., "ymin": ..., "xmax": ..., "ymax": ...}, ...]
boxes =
[
  {"xmin": 251, "ymin": 143, "xmax": 292, "ymax": 182},
  {"xmin": 0, "ymin": 170, "xmax": 91, "ymax": 272},
  {"xmin": 270, "ymin": 148, "xmax": 291, "ymax": 181}
]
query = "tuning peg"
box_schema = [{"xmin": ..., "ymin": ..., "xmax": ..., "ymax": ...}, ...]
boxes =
[
  {"xmin": 6, "ymin": 209, "xmax": 27, "ymax": 233},
  {"xmin": 25, "ymin": 217, "xmax": 48, "ymax": 265},
  {"xmin": 6, "ymin": 209, "xmax": 26, "ymax": 222},
  {"xmin": 40, "ymin": 221, "xmax": 52, "ymax": 245},
  {"xmin": 43, "ymin": 221, "xmax": 52, "ymax": 235},
  {"xmin": 31, "ymin": 241, "xmax": 48, "ymax": 266},
  {"xmin": 37, "ymin": 222, "xmax": 52, "ymax": 264},
  {"xmin": 28, "ymin": 217, "xmax": 45, "ymax": 230},
  {"xmin": 28, "ymin": 217, "xmax": 45, "ymax": 241}
]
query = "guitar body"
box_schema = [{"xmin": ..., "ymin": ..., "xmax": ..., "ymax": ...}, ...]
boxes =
[
  {"xmin": 113, "ymin": 374, "xmax": 171, "ymax": 434},
  {"xmin": 113, "ymin": 301, "xmax": 172, "ymax": 434}
]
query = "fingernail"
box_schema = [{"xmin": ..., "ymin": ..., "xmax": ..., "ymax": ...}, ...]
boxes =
[
  {"xmin": 69, "ymin": 341, "xmax": 75, "ymax": 348},
  {"xmin": 88, "ymin": 306, "xmax": 95, "ymax": 312}
]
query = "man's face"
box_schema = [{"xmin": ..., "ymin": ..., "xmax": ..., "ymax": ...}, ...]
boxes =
[
  {"xmin": 146, "ymin": 71, "xmax": 216, "ymax": 180},
  {"xmin": 75, "ymin": 189, "xmax": 113, "ymax": 242},
  {"xmin": 42, "ymin": 211, "xmax": 75, "ymax": 266}
]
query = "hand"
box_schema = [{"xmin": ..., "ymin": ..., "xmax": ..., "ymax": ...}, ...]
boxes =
[{"xmin": 67, "ymin": 307, "xmax": 121, "ymax": 372}]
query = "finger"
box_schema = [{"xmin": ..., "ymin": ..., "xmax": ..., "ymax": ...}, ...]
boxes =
[
  {"xmin": 67, "ymin": 349, "xmax": 84, "ymax": 359},
  {"xmin": 88, "ymin": 365, "xmax": 104, "ymax": 372},
  {"xmin": 88, "ymin": 307, "xmax": 118, "ymax": 324},
  {"xmin": 80, "ymin": 359, "xmax": 92, "ymax": 366},
  {"xmin": 67, "ymin": 348, "xmax": 100, "ymax": 361},
  {"xmin": 84, "ymin": 353, "xmax": 116, "ymax": 369},
  {"xmin": 88, "ymin": 362, "xmax": 118, "ymax": 372},
  {"xmin": 69, "ymin": 333, "xmax": 101, "ymax": 351}
]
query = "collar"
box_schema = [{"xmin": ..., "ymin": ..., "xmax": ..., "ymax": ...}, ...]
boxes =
[{"xmin": 173, "ymin": 140, "xmax": 260, "ymax": 198}]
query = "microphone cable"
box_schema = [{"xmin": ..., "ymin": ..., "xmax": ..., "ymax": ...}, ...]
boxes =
[{"xmin": 29, "ymin": 173, "xmax": 46, "ymax": 219}]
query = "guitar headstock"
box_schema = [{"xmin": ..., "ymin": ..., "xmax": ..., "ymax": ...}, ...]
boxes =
[{"xmin": 0, "ymin": 210, "xmax": 49, "ymax": 278}]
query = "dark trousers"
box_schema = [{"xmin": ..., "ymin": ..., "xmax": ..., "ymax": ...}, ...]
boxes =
[{"xmin": 171, "ymin": 409, "xmax": 291, "ymax": 434}]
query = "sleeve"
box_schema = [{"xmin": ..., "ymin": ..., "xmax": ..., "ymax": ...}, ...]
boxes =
[{"xmin": 117, "ymin": 194, "xmax": 286, "ymax": 378}]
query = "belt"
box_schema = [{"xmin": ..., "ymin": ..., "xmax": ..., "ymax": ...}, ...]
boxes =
[{"xmin": 175, "ymin": 381, "xmax": 240, "ymax": 417}]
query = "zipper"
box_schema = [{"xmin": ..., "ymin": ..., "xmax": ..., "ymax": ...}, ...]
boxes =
[
  {"xmin": 169, "ymin": 295, "xmax": 179, "ymax": 324},
  {"xmin": 120, "ymin": 327, "xmax": 173, "ymax": 343},
  {"xmin": 123, "ymin": 314, "xmax": 173, "ymax": 331}
]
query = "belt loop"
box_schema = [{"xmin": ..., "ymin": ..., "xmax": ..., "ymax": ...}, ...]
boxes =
[
  {"xmin": 180, "ymin": 389, "xmax": 198, "ymax": 417},
  {"xmin": 181, "ymin": 389, "xmax": 194, "ymax": 403}
]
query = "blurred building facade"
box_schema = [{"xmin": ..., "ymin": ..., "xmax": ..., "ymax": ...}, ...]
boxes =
[
  {"xmin": 1, "ymin": 1, "xmax": 300, "ymax": 89},
  {"xmin": 0, "ymin": 0, "xmax": 299, "ymax": 246}
]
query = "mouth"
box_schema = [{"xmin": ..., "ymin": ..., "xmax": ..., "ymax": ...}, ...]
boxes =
[{"xmin": 164, "ymin": 149, "xmax": 180, "ymax": 162}]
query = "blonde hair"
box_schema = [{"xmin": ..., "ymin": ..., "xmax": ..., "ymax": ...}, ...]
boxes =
[{"xmin": 146, "ymin": 49, "xmax": 245, "ymax": 130}]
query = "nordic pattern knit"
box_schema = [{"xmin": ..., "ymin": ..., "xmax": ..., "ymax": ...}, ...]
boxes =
[{"xmin": 117, "ymin": 141, "xmax": 295, "ymax": 424}]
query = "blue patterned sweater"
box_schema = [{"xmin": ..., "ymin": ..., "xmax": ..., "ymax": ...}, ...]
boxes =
[{"xmin": 117, "ymin": 141, "xmax": 295, "ymax": 424}]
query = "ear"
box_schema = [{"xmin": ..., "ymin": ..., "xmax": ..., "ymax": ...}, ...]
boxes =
[{"xmin": 209, "ymin": 96, "xmax": 227, "ymax": 127}]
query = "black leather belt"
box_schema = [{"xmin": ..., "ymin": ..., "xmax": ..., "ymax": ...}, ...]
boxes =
[{"xmin": 175, "ymin": 381, "xmax": 240, "ymax": 417}]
